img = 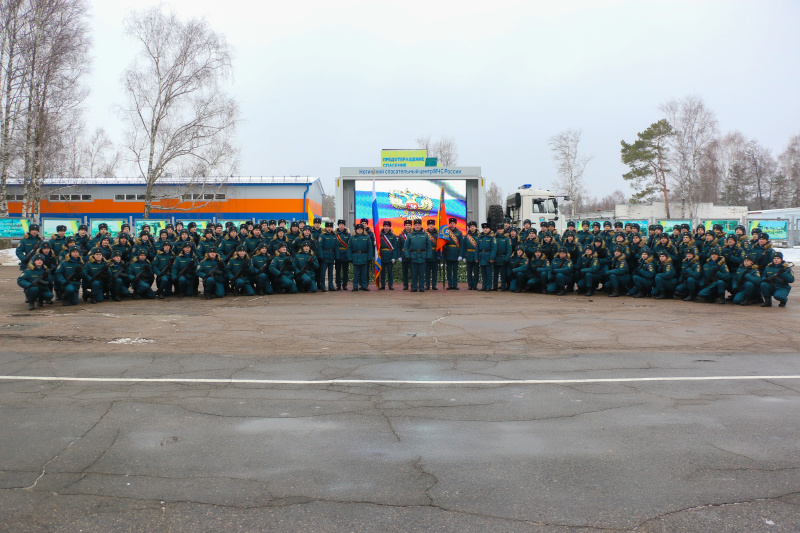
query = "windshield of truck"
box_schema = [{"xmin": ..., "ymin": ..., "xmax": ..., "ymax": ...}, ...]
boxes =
[{"xmin": 532, "ymin": 198, "xmax": 556, "ymax": 214}]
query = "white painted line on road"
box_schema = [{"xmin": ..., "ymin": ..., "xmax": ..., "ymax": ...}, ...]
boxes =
[{"xmin": 1, "ymin": 375, "xmax": 799, "ymax": 385}]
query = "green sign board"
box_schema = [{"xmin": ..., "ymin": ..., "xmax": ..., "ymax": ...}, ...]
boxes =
[
  {"xmin": 0, "ymin": 217, "xmax": 31, "ymax": 238},
  {"xmin": 218, "ymin": 219, "xmax": 251, "ymax": 229},
  {"xmin": 749, "ymin": 220, "xmax": 789, "ymax": 240},
  {"xmin": 90, "ymin": 219, "xmax": 125, "ymax": 236},
  {"xmin": 657, "ymin": 219, "xmax": 692, "ymax": 231},
  {"xmin": 702, "ymin": 220, "xmax": 739, "ymax": 233},
  {"xmin": 42, "ymin": 218, "xmax": 81, "ymax": 237},
  {"xmin": 134, "ymin": 219, "xmax": 168, "ymax": 236},
  {"xmin": 175, "ymin": 219, "xmax": 212, "ymax": 231}
]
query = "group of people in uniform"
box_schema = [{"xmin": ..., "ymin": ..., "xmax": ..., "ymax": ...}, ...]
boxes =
[{"xmin": 14, "ymin": 216, "xmax": 794, "ymax": 310}]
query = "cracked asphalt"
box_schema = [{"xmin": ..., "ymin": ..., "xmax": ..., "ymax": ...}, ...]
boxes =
[{"xmin": 0, "ymin": 266, "xmax": 799, "ymax": 532}]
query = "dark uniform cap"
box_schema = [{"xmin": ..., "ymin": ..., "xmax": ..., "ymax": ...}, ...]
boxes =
[
  {"xmin": 66, "ymin": 237, "xmax": 76, "ymax": 243},
  {"xmin": 166, "ymin": 224, "xmax": 174, "ymax": 229},
  {"xmin": 660, "ymin": 233, "xmax": 670, "ymax": 240},
  {"xmin": 567, "ymin": 221, "xmax": 576, "ymax": 228},
  {"xmin": 558, "ymin": 246, "xmax": 567, "ymax": 254},
  {"xmin": 383, "ymin": 221, "xmax": 391, "ymax": 227},
  {"xmin": 56, "ymin": 225, "xmax": 67, "ymax": 232},
  {"xmin": 736, "ymin": 225, "xmax": 746, "ymax": 233},
  {"xmin": 641, "ymin": 247, "xmax": 652, "ymax": 255},
  {"xmin": 79, "ymin": 224, "xmax": 88, "ymax": 231},
  {"xmin": 632, "ymin": 223, "xmax": 640, "ymax": 230},
  {"xmin": 614, "ymin": 245, "xmax": 625, "ymax": 253},
  {"xmin": 204, "ymin": 228, "xmax": 214, "ymax": 234},
  {"xmin": 774, "ymin": 251, "xmax": 783, "ymax": 259},
  {"xmin": 39, "ymin": 241, "xmax": 50, "ymax": 248},
  {"xmin": 713, "ymin": 224, "xmax": 723, "ymax": 231},
  {"xmin": 504, "ymin": 217, "xmax": 511, "ymax": 223},
  {"xmin": 121, "ymin": 223, "xmax": 130, "ymax": 229},
  {"xmin": 743, "ymin": 254, "xmax": 755, "ymax": 262},
  {"xmin": 751, "ymin": 227, "xmax": 761, "ymax": 234},
  {"xmin": 547, "ymin": 221, "xmax": 556, "ymax": 227},
  {"xmin": 206, "ymin": 247, "xmax": 218, "ymax": 254},
  {"xmin": 759, "ymin": 233, "xmax": 769, "ymax": 240},
  {"xmin": 603, "ymin": 221, "xmax": 612, "ymax": 227},
  {"xmin": 181, "ymin": 241, "xmax": 192, "ymax": 249},
  {"xmin": 528, "ymin": 228, "xmax": 538, "ymax": 235},
  {"xmin": 84, "ymin": 246, "xmax": 97, "ymax": 254},
  {"xmin": 686, "ymin": 247, "xmax": 697, "ymax": 255},
  {"xmin": 427, "ymin": 220, "xmax": 436, "ymax": 226},
  {"xmin": 404, "ymin": 219, "xmax": 412, "ymax": 225},
  {"xmin": 726, "ymin": 234, "xmax": 737, "ymax": 242},
  {"xmin": 624, "ymin": 222, "xmax": 631, "ymax": 228},
  {"xmin": 137, "ymin": 249, "xmax": 147, "ymax": 256},
  {"xmin": 118, "ymin": 233, "xmax": 128, "ymax": 240},
  {"xmin": 481, "ymin": 222, "xmax": 490, "ymax": 229},
  {"xmin": 236, "ymin": 245, "xmax": 247, "ymax": 251},
  {"xmin": 313, "ymin": 217, "xmax": 322, "ymax": 224},
  {"xmin": 275, "ymin": 227, "xmax": 285, "ymax": 233},
  {"xmin": 655, "ymin": 224, "xmax": 663, "ymax": 231},
  {"xmin": 159, "ymin": 229, "xmax": 167, "ymax": 235},
  {"xmin": 413, "ymin": 218, "xmax": 422, "ymax": 224},
  {"xmin": 593, "ymin": 235, "xmax": 603, "ymax": 243},
  {"xmin": 278, "ymin": 219, "xmax": 286, "ymax": 224},
  {"xmin": 360, "ymin": 218, "xmax": 368, "ymax": 224},
  {"xmin": 696, "ymin": 224, "xmax": 705, "ymax": 231},
  {"xmin": 290, "ymin": 222, "xmax": 299, "ymax": 228},
  {"xmin": 614, "ymin": 221, "xmax": 623, "ymax": 228},
  {"xmin": 582, "ymin": 221, "xmax": 590, "ymax": 227},
  {"xmin": 659, "ymin": 251, "xmax": 669, "ymax": 257},
  {"xmin": 162, "ymin": 241, "xmax": 171, "ymax": 247},
  {"xmin": 98, "ymin": 223, "xmax": 108, "ymax": 230},
  {"xmin": 710, "ymin": 247, "xmax": 721, "ymax": 255},
  {"xmin": 496, "ymin": 223, "xmax": 504, "ymax": 230},
  {"xmin": 564, "ymin": 230, "xmax": 575, "ymax": 237},
  {"xmin": 277, "ymin": 241, "xmax": 287, "ymax": 249},
  {"xmin": 180, "ymin": 229, "xmax": 189, "ymax": 235},
  {"xmin": 111, "ymin": 250, "xmax": 122, "ymax": 258},
  {"xmin": 269, "ymin": 220, "xmax": 277, "ymax": 225},
  {"xmin": 239, "ymin": 224, "xmax": 248, "ymax": 230},
  {"xmin": 448, "ymin": 217, "xmax": 457, "ymax": 223},
  {"xmin": 337, "ymin": 219, "xmax": 346, "ymax": 225},
  {"xmin": 523, "ymin": 219, "xmax": 532, "ymax": 225},
  {"xmin": 325, "ymin": 222, "xmax": 333, "ymax": 228},
  {"xmin": 541, "ymin": 231, "xmax": 551, "ymax": 238},
  {"xmin": 188, "ymin": 222, "xmax": 197, "ymax": 228},
  {"xmin": 468, "ymin": 221, "xmax": 477, "ymax": 227},
  {"xmin": 592, "ymin": 222, "xmax": 601, "ymax": 228},
  {"xmin": 354, "ymin": 224, "xmax": 364, "ymax": 231},
  {"xmin": 259, "ymin": 219, "xmax": 268, "ymax": 225}
]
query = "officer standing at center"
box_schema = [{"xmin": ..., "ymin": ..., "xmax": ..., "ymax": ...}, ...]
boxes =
[
  {"xmin": 378, "ymin": 221, "xmax": 399, "ymax": 290},
  {"xmin": 404, "ymin": 218, "xmax": 432, "ymax": 292}
]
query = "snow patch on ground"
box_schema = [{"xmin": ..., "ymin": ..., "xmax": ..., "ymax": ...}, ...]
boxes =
[
  {"xmin": 0, "ymin": 248, "xmax": 19, "ymax": 266},
  {"xmin": 780, "ymin": 247, "xmax": 800, "ymax": 263},
  {"xmin": 108, "ymin": 338, "xmax": 155, "ymax": 345}
]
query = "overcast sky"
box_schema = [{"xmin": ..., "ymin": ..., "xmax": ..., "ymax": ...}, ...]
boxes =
[{"xmin": 85, "ymin": 0, "xmax": 800, "ymax": 200}]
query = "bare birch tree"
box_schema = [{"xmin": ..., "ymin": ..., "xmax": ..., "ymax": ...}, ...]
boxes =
[
  {"xmin": 416, "ymin": 135, "xmax": 458, "ymax": 166},
  {"xmin": 119, "ymin": 7, "xmax": 240, "ymax": 218},
  {"xmin": 778, "ymin": 133, "xmax": 800, "ymax": 206},
  {"xmin": 549, "ymin": 128, "xmax": 590, "ymax": 217},
  {"xmin": 659, "ymin": 95, "xmax": 718, "ymax": 218}
]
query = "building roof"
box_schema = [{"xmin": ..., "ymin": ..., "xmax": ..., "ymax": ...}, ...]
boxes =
[{"xmin": 7, "ymin": 176, "xmax": 319, "ymax": 186}]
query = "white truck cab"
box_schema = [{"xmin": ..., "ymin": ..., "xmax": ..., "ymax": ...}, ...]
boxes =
[{"xmin": 505, "ymin": 185, "xmax": 568, "ymax": 233}]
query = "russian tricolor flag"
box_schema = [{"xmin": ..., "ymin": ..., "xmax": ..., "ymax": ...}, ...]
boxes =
[{"xmin": 371, "ymin": 179, "xmax": 381, "ymax": 287}]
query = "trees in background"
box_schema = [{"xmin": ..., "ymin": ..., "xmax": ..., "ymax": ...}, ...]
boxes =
[
  {"xmin": 0, "ymin": 0, "xmax": 91, "ymax": 218},
  {"xmin": 620, "ymin": 119, "xmax": 673, "ymax": 216},
  {"xmin": 549, "ymin": 129, "xmax": 590, "ymax": 217},
  {"xmin": 415, "ymin": 135, "xmax": 458, "ymax": 166},
  {"xmin": 119, "ymin": 7, "xmax": 240, "ymax": 218}
]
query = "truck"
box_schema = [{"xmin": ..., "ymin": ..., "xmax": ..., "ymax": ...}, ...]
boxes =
[{"xmin": 495, "ymin": 185, "xmax": 569, "ymax": 233}]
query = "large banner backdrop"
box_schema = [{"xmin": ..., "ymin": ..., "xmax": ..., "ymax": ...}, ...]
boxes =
[{"xmin": 354, "ymin": 179, "xmax": 467, "ymax": 234}]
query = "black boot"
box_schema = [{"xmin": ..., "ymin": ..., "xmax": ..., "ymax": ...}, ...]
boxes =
[
  {"xmin": 28, "ymin": 301, "xmax": 35, "ymax": 310},
  {"xmin": 761, "ymin": 299, "xmax": 772, "ymax": 307}
]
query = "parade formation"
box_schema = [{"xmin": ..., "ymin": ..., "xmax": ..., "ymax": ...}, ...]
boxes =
[{"xmin": 14, "ymin": 216, "xmax": 794, "ymax": 311}]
